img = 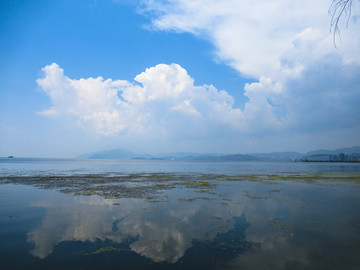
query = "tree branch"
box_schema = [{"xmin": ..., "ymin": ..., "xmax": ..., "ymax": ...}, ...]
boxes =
[{"xmin": 329, "ymin": 0, "xmax": 354, "ymax": 47}]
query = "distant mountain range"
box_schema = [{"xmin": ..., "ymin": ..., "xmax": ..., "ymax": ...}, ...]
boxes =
[
  {"xmin": 77, "ymin": 146, "xmax": 360, "ymax": 162},
  {"xmin": 305, "ymin": 146, "xmax": 360, "ymax": 156}
]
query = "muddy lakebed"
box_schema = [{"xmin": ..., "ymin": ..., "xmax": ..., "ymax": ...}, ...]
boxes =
[{"xmin": 1, "ymin": 159, "xmax": 360, "ymax": 269}]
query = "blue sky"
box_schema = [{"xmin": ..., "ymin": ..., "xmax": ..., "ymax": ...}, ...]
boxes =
[{"xmin": 1, "ymin": 0, "xmax": 360, "ymax": 157}]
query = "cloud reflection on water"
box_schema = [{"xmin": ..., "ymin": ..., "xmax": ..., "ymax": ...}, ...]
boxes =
[
  {"xmin": 24, "ymin": 180, "xmax": 360, "ymax": 269},
  {"xmin": 27, "ymin": 188, "xmax": 247, "ymax": 262}
]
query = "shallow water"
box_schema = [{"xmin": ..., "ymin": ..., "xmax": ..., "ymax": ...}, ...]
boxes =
[
  {"xmin": 1, "ymin": 158, "xmax": 360, "ymax": 176},
  {"xmin": 1, "ymin": 159, "xmax": 360, "ymax": 269}
]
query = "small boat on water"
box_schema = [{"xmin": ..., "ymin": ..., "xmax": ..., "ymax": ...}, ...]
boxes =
[{"xmin": 7, "ymin": 156, "xmax": 14, "ymax": 158}]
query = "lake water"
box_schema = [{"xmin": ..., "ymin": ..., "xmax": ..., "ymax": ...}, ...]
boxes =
[{"xmin": 1, "ymin": 158, "xmax": 360, "ymax": 269}]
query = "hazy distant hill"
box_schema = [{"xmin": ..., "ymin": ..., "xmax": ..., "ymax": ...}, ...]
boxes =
[
  {"xmin": 77, "ymin": 146, "xmax": 360, "ymax": 161},
  {"xmin": 76, "ymin": 149, "xmax": 256, "ymax": 161},
  {"xmin": 301, "ymin": 146, "xmax": 360, "ymax": 162},
  {"xmin": 153, "ymin": 152, "xmax": 222, "ymax": 160},
  {"xmin": 77, "ymin": 150, "xmax": 226, "ymax": 160},
  {"xmin": 251, "ymin": 152, "xmax": 303, "ymax": 162},
  {"xmin": 305, "ymin": 146, "xmax": 360, "ymax": 156},
  {"xmin": 199, "ymin": 154, "xmax": 258, "ymax": 161},
  {"xmin": 252, "ymin": 146, "xmax": 360, "ymax": 161},
  {"xmin": 77, "ymin": 149, "xmax": 135, "ymax": 159},
  {"xmin": 178, "ymin": 154, "xmax": 258, "ymax": 161}
]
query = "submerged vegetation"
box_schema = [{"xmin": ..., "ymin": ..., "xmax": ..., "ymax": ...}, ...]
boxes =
[{"xmin": 0, "ymin": 172, "xmax": 359, "ymax": 199}]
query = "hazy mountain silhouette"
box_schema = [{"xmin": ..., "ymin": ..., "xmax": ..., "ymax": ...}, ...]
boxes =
[{"xmin": 77, "ymin": 146, "xmax": 360, "ymax": 161}]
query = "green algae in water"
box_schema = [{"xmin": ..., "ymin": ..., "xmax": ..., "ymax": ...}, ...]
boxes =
[
  {"xmin": 91, "ymin": 247, "xmax": 122, "ymax": 255},
  {"xmin": 268, "ymin": 189, "xmax": 281, "ymax": 193},
  {"xmin": 74, "ymin": 190, "xmax": 95, "ymax": 196},
  {"xmin": 178, "ymin": 196, "xmax": 210, "ymax": 202},
  {"xmin": 176, "ymin": 180, "xmax": 216, "ymax": 189}
]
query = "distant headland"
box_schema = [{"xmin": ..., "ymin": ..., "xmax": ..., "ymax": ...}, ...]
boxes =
[{"xmin": 76, "ymin": 146, "xmax": 360, "ymax": 162}]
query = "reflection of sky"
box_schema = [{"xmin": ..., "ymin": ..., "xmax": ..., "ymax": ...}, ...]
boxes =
[
  {"xmin": 218, "ymin": 183, "xmax": 360, "ymax": 270},
  {"xmin": 26, "ymin": 187, "xmax": 247, "ymax": 262},
  {"xmin": 2, "ymin": 180, "xmax": 360, "ymax": 269}
]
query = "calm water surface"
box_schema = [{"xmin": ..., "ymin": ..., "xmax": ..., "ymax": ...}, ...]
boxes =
[
  {"xmin": 1, "ymin": 159, "xmax": 360, "ymax": 269},
  {"xmin": 1, "ymin": 158, "xmax": 360, "ymax": 175}
]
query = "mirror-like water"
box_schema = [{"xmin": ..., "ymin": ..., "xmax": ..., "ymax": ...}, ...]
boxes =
[{"xmin": 1, "ymin": 159, "xmax": 360, "ymax": 269}]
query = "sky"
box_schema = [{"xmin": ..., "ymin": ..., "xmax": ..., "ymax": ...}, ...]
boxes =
[{"xmin": 0, "ymin": 0, "xmax": 360, "ymax": 157}]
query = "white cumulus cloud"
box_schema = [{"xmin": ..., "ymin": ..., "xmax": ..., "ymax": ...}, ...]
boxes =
[
  {"xmin": 37, "ymin": 53, "xmax": 360, "ymax": 152},
  {"xmin": 140, "ymin": 0, "xmax": 360, "ymax": 78},
  {"xmin": 37, "ymin": 63, "xmax": 244, "ymax": 145}
]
